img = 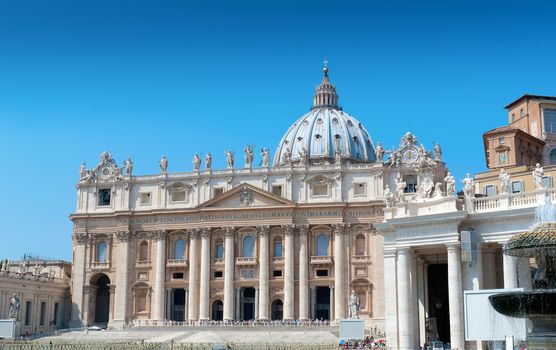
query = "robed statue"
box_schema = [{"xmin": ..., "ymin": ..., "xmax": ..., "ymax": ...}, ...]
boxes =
[
  {"xmin": 9, "ymin": 294, "xmax": 20, "ymax": 319},
  {"xmin": 348, "ymin": 290, "xmax": 361, "ymax": 319}
]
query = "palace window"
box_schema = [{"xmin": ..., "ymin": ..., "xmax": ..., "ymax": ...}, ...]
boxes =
[
  {"xmin": 140, "ymin": 192, "xmax": 151, "ymax": 205},
  {"xmin": 542, "ymin": 176, "xmax": 553, "ymax": 189},
  {"xmin": 25, "ymin": 301, "xmax": 32, "ymax": 326},
  {"xmin": 243, "ymin": 236, "xmax": 255, "ymax": 257},
  {"xmin": 484, "ymin": 185, "xmax": 496, "ymax": 197},
  {"xmin": 499, "ymin": 137, "xmax": 505, "ymax": 145},
  {"xmin": 316, "ymin": 234, "xmax": 329, "ymax": 256},
  {"xmin": 316, "ymin": 269, "xmax": 328, "ymax": 277},
  {"xmin": 171, "ymin": 191, "xmax": 186, "ymax": 203},
  {"xmin": 53, "ymin": 303, "xmax": 59, "ymax": 326},
  {"xmin": 550, "ymin": 148, "xmax": 556, "ymax": 165},
  {"xmin": 214, "ymin": 271, "xmax": 223, "ymax": 278},
  {"xmin": 138, "ymin": 241, "xmax": 149, "ymax": 261},
  {"xmin": 272, "ymin": 185, "xmax": 283, "ymax": 197},
  {"xmin": 355, "ymin": 234, "xmax": 365, "ymax": 256},
  {"xmin": 273, "ymin": 270, "xmax": 282, "ymax": 277},
  {"xmin": 174, "ymin": 239, "xmax": 186, "ymax": 259},
  {"xmin": 97, "ymin": 241, "xmax": 107, "ymax": 262},
  {"xmin": 135, "ymin": 289, "xmax": 147, "ymax": 313},
  {"xmin": 544, "ymin": 109, "xmax": 556, "ymax": 133},
  {"xmin": 405, "ymin": 177, "xmax": 417, "ymax": 193},
  {"xmin": 511, "ymin": 181, "xmax": 524, "ymax": 194},
  {"xmin": 40, "ymin": 302, "xmax": 46, "ymax": 326},
  {"xmin": 312, "ymin": 184, "xmax": 328, "ymax": 197},
  {"xmin": 172, "ymin": 272, "xmax": 184, "ymax": 279},
  {"xmin": 98, "ymin": 189, "xmax": 111, "ymax": 206},
  {"xmin": 274, "ymin": 238, "xmax": 283, "ymax": 257},
  {"xmin": 498, "ymin": 152, "xmax": 507, "ymax": 165},
  {"xmin": 354, "ymin": 183, "xmax": 366, "ymax": 196},
  {"xmin": 215, "ymin": 239, "xmax": 224, "ymax": 259},
  {"xmin": 520, "ymin": 108, "xmax": 525, "ymax": 117}
]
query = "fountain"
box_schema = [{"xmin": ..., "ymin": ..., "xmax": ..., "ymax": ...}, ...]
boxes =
[{"xmin": 489, "ymin": 198, "xmax": 556, "ymax": 349}]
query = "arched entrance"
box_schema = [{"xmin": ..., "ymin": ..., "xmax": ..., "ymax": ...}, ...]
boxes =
[
  {"xmin": 91, "ymin": 273, "xmax": 110, "ymax": 324},
  {"xmin": 315, "ymin": 286, "xmax": 330, "ymax": 320},
  {"xmin": 271, "ymin": 299, "xmax": 283, "ymax": 320},
  {"xmin": 212, "ymin": 300, "xmax": 223, "ymax": 321},
  {"xmin": 242, "ymin": 287, "xmax": 255, "ymax": 320}
]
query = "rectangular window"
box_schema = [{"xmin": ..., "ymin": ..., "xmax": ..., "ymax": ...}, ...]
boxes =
[
  {"xmin": 171, "ymin": 191, "xmax": 186, "ymax": 203},
  {"xmin": 214, "ymin": 271, "xmax": 223, "ymax": 278},
  {"xmin": 498, "ymin": 137, "xmax": 505, "ymax": 145},
  {"xmin": 312, "ymin": 184, "xmax": 328, "ymax": 196},
  {"xmin": 274, "ymin": 241, "xmax": 283, "ymax": 257},
  {"xmin": 140, "ymin": 192, "xmax": 151, "ymax": 205},
  {"xmin": 215, "ymin": 243, "xmax": 224, "ymax": 259},
  {"xmin": 520, "ymin": 108, "xmax": 525, "ymax": 117},
  {"xmin": 316, "ymin": 269, "xmax": 328, "ymax": 277},
  {"xmin": 136, "ymin": 290, "xmax": 147, "ymax": 313},
  {"xmin": 271, "ymin": 185, "xmax": 283, "ymax": 197},
  {"xmin": 544, "ymin": 109, "xmax": 556, "ymax": 133},
  {"xmin": 273, "ymin": 270, "xmax": 282, "ymax": 277},
  {"xmin": 542, "ymin": 176, "xmax": 553, "ymax": 189},
  {"xmin": 53, "ymin": 303, "xmax": 59, "ymax": 326},
  {"xmin": 511, "ymin": 113, "xmax": 515, "ymax": 122},
  {"xmin": 172, "ymin": 272, "xmax": 184, "ymax": 279},
  {"xmin": 405, "ymin": 177, "xmax": 417, "ymax": 193},
  {"xmin": 498, "ymin": 152, "xmax": 507, "ymax": 165},
  {"xmin": 483, "ymin": 185, "xmax": 496, "ymax": 197},
  {"xmin": 98, "ymin": 189, "xmax": 111, "ymax": 206},
  {"xmin": 40, "ymin": 302, "xmax": 46, "ymax": 326},
  {"xmin": 353, "ymin": 183, "xmax": 366, "ymax": 196},
  {"xmin": 25, "ymin": 301, "xmax": 32, "ymax": 326},
  {"xmin": 213, "ymin": 187, "xmax": 224, "ymax": 197},
  {"xmin": 511, "ymin": 181, "xmax": 523, "ymax": 193}
]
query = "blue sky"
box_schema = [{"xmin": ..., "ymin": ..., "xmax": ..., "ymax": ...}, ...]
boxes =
[{"xmin": 1, "ymin": 0, "xmax": 555, "ymax": 260}]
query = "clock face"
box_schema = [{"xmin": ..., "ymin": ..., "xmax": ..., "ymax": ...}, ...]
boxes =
[
  {"xmin": 98, "ymin": 164, "xmax": 114, "ymax": 180},
  {"xmin": 401, "ymin": 147, "xmax": 419, "ymax": 164}
]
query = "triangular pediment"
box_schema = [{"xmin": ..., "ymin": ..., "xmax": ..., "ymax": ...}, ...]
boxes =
[{"xmin": 197, "ymin": 183, "xmax": 294, "ymax": 209}]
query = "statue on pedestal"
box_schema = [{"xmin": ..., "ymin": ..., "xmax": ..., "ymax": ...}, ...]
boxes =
[
  {"xmin": 159, "ymin": 155, "xmax": 168, "ymax": 174},
  {"xmin": 282, "ymin": 145, "xmax": 292, "ymax": 166},
  {"xmin": 225, "ymin": 150, "xmax": 234, "ymax": 169},
  {"xmin": 124, "ymin": 157, "xmax": 133, "ymax": 176},
  {"xmin": 463, "ymin": 173, "xmax": 475, "ymax": 198},
  {"xmin": 299, "ymin": 145, "xmax": 308, "ymax": 166},
  {"xmin": 383, "ymin": 185, "xmax": 394, "ymax": 207},
  {"xmin": 348, "ymin": 290, "xmax": 361, "ymax": 319},
  {"xmin": 261, "ymin": 148, "xmax": 270, "ymax": 168},
  {"xmin": 192, "ymin": 153, "xmax": 201, "ymax": 171},
  {"xmin": 533, "ymin": 163, "xmax": 545, "ymax": 189},
  {"xmin": 434, "ymin": 143, "xmax": 442, "ymax": 161},
  {"xmin": 395, "ymin": 175, "xmax": 407, "ymax": 204},
  {"xmin": 444, "ymin": 172, "xmax": 456, "ymax": 196},
  {"xmin": 375, "ymin": 142, "xmax": 385, "ymax": 163},
  {"xmin": 8, "ymin": 294, "xmax": 20, "ymax": 320},
  {"xmin": 499, "ymin": 168, "xmax": 510, "ymax": 194},
  {"xmin": 244, "ymin": 145, "xmax": 254, "ymax": 169},
  {"xmin": 205, "ymin": 152, "xmax": 212, "ymax": 170}
]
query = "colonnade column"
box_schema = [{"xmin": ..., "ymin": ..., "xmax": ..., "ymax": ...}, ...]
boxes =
[
  {"xmin": 329, "ymin": 286, "xmax": 335, "ymax": 320},
  {"xmin": 235, "ymin": 288, "xmax": 241, "ymax": 320},
  {"xmin": 333, "ymin": 224, "xmax": 346, "ymax": 320},
  {"xmin": 70, "ymin": 234, "xmax": 86, "ymax": 327},
  {"xmin": 254, "ymin": 287, "xmax": 259, "ymax": 320},
  {"xmin": 258, "ymin": 226, "xmax": 270, "ymax": 320},
  {"xmin": 447, "ymin": 243, "xmax": 465, "ymax": 350},
  {"xmin": 113, "ymin": 231, "xmax": 131, "ymax": 326},
  {"xmin": 223, "ymin": 227, "xmax": 235, "ymax": 321},
  {"xmin": 310, "ymin": 286, "xmax": 316, "ymax": 319},
  {"xmin": 153, "ymin": 231, "xmax": 167, "ymax": 321},
  {"xmin": 188, "ymin": 230, "xmax": 199, "ymax": 321},
  {"xmin": 199, "ymin": 228, "xmax": 211, "ymax": 320},
  {"xmin": 283, "ymin": 225, "xmax": 295, "ymax": 320},
  {"xmin": 383, "ymin": 248, "xmax": 399, "ymax": 350},
  {"xmin": 298, "ymin": 225, "xmax": 309, "ymax": 320},
  {"xmin": 503, "ymin": 246, "xmax": 518, "ymax": 289},
  {"xmin": 397, "ymin": 247, "xmax": 415, "ymax": 350}
]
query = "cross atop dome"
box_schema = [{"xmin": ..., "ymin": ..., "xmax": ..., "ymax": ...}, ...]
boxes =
[{"xmin": 312, "ymin": 61, "xmax": 340, "ymax": 110}]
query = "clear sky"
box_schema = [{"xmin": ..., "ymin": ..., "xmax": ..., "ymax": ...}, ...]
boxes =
[{"xmin": 1, "ymin": 0, "xmax": 555, "ymax": 261}]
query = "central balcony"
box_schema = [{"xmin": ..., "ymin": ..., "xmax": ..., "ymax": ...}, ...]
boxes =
[
  {"xmin": 166, "ymin": 259, "xmax": 188, "ymax": 267},
  {"xmin": 236, "ymin": 257, "xmax": 257, "ymax": 266},
  {"xmin": 310, "ymin": 255, "xmax": 333, "ymax": 265},
  {"xmin": 352, "ymin": 255, "xmax": 371, "ymax": 264},
  {"xmin": 90, "ymin": 262, "xmax": 110, "ymax": 270},
  {"xmin": 135, "ymin": 260, "xmax": 152, "ymax": 268}
]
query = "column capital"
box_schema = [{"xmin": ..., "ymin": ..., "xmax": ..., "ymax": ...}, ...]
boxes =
[
  {"xmin": 152, "ymin": 230, "xmax": 167, "ymax": 241},
  {"xmin": 187, "ymin": 228, "xmax": 199, "ymax": 239},
  {"xmin": 224, "ymin": 227, "xmax": 236, "ymax": 238},
  {"xmin": 199, "ymin": 228, "xmax": 211, "ymax": 239},
  {"xmin": 332, "ymin": 223, "xmax": 350, "ymax": 236},
  {"xmin": 72, "ymin": 232, "xmax": 89, "ymax": 244},
  {"xmin": 114, "ymin": 231, "xmax": 133, "ymax": 242},
  {"xmin": 281, "ymin": 224, "xmax": 295, "ymax": 236},
  {"xmin": 446, "ymin": 243, "xmax": 461, "ymax": 251},
  {"xmin": 298, "ymin": 225, "xmax": 309, "ymax": 236},
  {"xmin": 257, "ymin": 225, "xmax": 270, "ymax": 237}
]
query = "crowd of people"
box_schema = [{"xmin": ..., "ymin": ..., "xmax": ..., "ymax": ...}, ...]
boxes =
[
  {"xmin": 126, "ymin": 318, "xmax": 333, "ymax": 328},
  {"xmin": 338, "ymin": 336, "xmax": 387, "ymax": 350}
]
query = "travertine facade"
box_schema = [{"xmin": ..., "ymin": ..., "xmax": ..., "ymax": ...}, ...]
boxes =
[{"xmin": 69, "ymin": 67, "xmax": 447, "ymax": 329}]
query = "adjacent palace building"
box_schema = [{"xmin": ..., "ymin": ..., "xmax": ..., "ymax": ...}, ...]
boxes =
[{"xmin": 70, "ymin": 66, "xmax": 444, "ymax": 330}]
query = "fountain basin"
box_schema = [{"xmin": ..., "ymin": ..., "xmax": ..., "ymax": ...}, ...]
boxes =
[{"xmin": 489, "ymin": 290, "xmax": 556, "ymax": 318}]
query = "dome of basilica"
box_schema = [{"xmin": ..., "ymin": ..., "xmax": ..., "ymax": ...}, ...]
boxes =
[{"xmin": 273, "ymin": 66, "xmax": 376, "ymax": 166}]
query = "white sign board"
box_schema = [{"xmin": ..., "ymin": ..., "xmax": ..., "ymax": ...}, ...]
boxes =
[
  {"xmin": 339, "ymin": 319, "xmax": 365, "ymax": 340},
  {"xmin": 463, "ymin": 289, "xmax": 526, "ymax": 341},
  {"xmin": 0, "ymin": 319, "xmax": 16, "ymax": 339}
]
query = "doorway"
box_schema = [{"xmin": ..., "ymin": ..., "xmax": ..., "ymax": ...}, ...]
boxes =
[
  {"xmin": 271, "ymin": 299, "xmax": 283, "ymax": 320},
  {"xmin": 93, "ymin": 274, "xmax": 110, "ymax": 324},
  {"xmin": 242, "ymin": 287, "xmax": 255, "ymax": 320},
  {"xmin": 172, "ymin": 289, "xmax": 185, "ymax": 321},
  {"xmin": 315, "ymin": 286, "xmax": 330, "ymax": 320},
  {"xmin": 427, "ymin": 264, "xmax": 449, "ymax": 344},
  {"xmin": 212, "ymin": 300, "xmax": 223, "ymax": 321}
]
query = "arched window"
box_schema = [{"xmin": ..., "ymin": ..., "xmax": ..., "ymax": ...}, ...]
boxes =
[
  {"xmin": 550, "ymin": 148, "xmax": 556, "ymax": 165},
  {"xmin": 97, "ymin": 241, "xmax": 107, "ymax": 262},
  {"xmin": 274, "ymin": 238, "xmax": 283, "ymax": 257},
  {"xmin": 139, "ymin": 241, "xmax": 149, "ymax": 261},
  {"xmin": 174, "ymin": 239, "xmax": 185, "ymax": 259},
  {"xmin": 243, "ymin": 236, "xmax": 254, "ymax": 257},
  {"xmin": 355, "ymin": 234, "xmax": 365, "ymax": 256},
  {"xmin": 316, "ymin": 234, "xmax": 329, "ymax": 256},
  {"xmin": 215, "ymin": 239, "xmax": 224, "ymax": 259}
]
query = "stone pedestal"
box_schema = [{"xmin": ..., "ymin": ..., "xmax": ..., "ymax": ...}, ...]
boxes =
[
  {"xmin": 0, "ymin": 319, "xmax": 17, "ymax": 339},
  {"xmin": 339, "ymin": 319, "xmax": 365, "ymax": 340}
]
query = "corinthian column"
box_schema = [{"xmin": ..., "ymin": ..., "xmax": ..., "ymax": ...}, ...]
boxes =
[
  {"xmin": 447, "ymin": 243, "xmax": 465, "ymax": 350},
  {"xmin": 283, "ymin": 225, "xmax": 295, "ymax": 320},
  {"xmin": 333, "ymin": 224, "xmax": 346, "ymax": 320},
  {"xmin": 258, "ymin": 226, "xmax": 270, "ymax": 320},
  {"xmin": 70, "ymin": 233, "xmax": 87, "ymax": 328},
  {"xmin": 113, "ymin": 231, "xmax": 131, "ymax": 326},
  {"xmin": 223, "ymin": 227, "xmax": 235, "ymax": 321},
  {"xmin": 153, "ymin": 231, "xmax": 167, "ymax": 321},
  {"xmin": 298, "ymin": 225, "xmax": 309, "ymax": 320},
  {"xmin": 397, "ymin": 248, "xmax": 415, "ymax": 350},
  {"xmin": 199, "ymin": 228, "xmax": 211, "ymax": 320},
  {"xmin": 188, "ymin": 230, "xmax": 199, "ymax": 321}
]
